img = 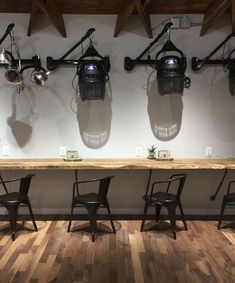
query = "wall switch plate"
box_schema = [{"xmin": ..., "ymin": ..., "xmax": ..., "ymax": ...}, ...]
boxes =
[
  {"xmin": 3, "ymin": 146, "xmax": 9, "ymax": 156},
  {"xmin": 59, "ymin": 146, "xmax": 66, "ymax": 156},
  {"xmin": 136, "ymin": 147, "xmax": 142, "ymax": 157},
  {"xmin": 205, "ymin": 147, "xmax": 212, "ymax": 157}
]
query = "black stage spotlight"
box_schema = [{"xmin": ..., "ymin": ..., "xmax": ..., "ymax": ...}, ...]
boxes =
[
  {"xmin": 46, "ymin": 28, "xmax": 110, "ymax": 101},
  {"xmin": 155, "ymin": 41, "xmax": 190, "ymax": 95},
  {"xmin": 157, "ymin": 55, "xmax": 186, "ymax": 94},
  {"xmin": 77, "ymin": 46, "xmax": 110, "ymax": 101},
  {"xmin": 124, "ymin": 22, "xmax": 190, "ymax": 95},
  {"xmin": 78, "ymin": 60, "xmax": 107, "ymax": 101}
]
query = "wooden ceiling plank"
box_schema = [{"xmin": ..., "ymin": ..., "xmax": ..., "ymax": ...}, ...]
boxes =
[
  {"xmin": 200, "ymin": 0, "xmax": 232, "ymax": 36},
  {"xmin": 28, "ymin": 0, "xmax": 66, "ymax": 37},
  {"xmin": 0, "ymin": 1, "xmax": 224, "ymax": 14},
  {"xmin": 231, "ymin": 0, "xmax": 235, "ymax": 30},
  {"xmin": 27, "ymin": 0, "xmax": 39, "ymax": 36},
  {"xmin": 114, "ymin": 0, "xmax": 136, "ymax": 37},
  {"xmin": 135, "ymin": 0, "xmax": 152, "ymax": 38}
]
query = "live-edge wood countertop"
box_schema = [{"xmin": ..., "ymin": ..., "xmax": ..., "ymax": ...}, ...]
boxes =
[{"xmin": 0, "ymin": 159, "xmax": 235, "ymax": 170}]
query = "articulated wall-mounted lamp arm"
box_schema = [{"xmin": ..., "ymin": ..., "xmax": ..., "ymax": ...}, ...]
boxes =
[
  {"xmin": 124, "ymin": 22, "xmax": 173, "ymax": 71},
  {"xmin": 19, "ymin": 55, "xmax": 47, "ymax": 73},
  {"xmin": 0, "ymin": 23, "xmax": 15, "ymax": 46},
  {"xmin": 192, "ymin": 30, "xmax": 235, "ymax": 71},
  {"xmin": 47, "ymin": 28, "xmax": 96, "ymax": 71}
]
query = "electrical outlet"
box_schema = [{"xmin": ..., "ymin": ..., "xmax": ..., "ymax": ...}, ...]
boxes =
[
  {"xmin": 59, "ymin": 146, "xmax": 66, "ymax": 156},
  {"xmin": 3, "ymin": 146, "xmax": 9, "ymax": 156},
  {"xmin": 136, "ymin": 147, "xmax": 142, "ymax": 157},
  {"xmin": 205, "ymin": 147, "xmax": 212, "ymax": 158}
]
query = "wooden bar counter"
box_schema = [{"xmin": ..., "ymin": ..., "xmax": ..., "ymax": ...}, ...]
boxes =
[{"xmin": 0, "ymin": 158, "xmax": 234, "ymax": 170}]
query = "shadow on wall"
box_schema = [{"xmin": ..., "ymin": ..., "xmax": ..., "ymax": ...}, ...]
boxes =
[
  {"xmin": 7, "ymin": 88, "xmax": 38, "ymax": 147},
  {"xmin": 76, "ymin": 83, "xmax": 112, "ymax": 149},
  {"xmin": 211, "ymin": 71, "xmax": 235, "ymax": 142},
  {"xmin": 146, "ymin": 70, "xmax": 183, "ymax": 141}
]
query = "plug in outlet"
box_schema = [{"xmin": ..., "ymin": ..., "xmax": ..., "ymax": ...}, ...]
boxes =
[
  {"xmin": 205, "ymin": 147, "xmax": 212, "ymax": 158},
  {"xmin": 136, "ymin": 147, "xmax": 142, "ymax": 157},
  {"xmin": 59, "ymin": 146, "xmax": 66, "ymax": 156},
  {"xmin": 3, "ymin": 146, "xmax": 9, "ymax": 156}
]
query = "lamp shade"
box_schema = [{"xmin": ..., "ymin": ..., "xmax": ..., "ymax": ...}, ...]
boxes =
[
  {"xmin": 5, "ymin": 68, "xmax": 22, "ymax": 85},
  {"xmin": 32, "ymin": 69, "xmax": 50, "ymax": 86},
  {"xmin": 156, "ymin": 55, "xmax": 186, "ymax": 95},
  {"xmin": 0, "ymin": 49, "xmax": 10, "ymax": 68},
  {"xmin": 78, "ymin": 60, "xmax": 108, "ymax": 101}
]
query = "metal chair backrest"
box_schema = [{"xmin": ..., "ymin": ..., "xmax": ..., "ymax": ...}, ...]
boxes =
[
  {"xmin": 167, "ymin": 174, "xmax": 187, "ymax": 200},
  {"xmin": 0, "ymin": 173, "xmax": 8, "ymax": 193},
  {"xmin": 97, "ymin": 176, "xmax": 114, "ymax": 202},
  {"xmin": 18, "ymin": 174, "xmax": 35, "ymax": 201}
]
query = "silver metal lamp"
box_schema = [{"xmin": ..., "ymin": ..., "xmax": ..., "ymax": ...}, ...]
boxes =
[{"xmin": 0, "ymin": 49, "xmax": 10, "ymax": 67}]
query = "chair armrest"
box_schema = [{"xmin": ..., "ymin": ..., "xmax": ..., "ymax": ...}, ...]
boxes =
[
  {"xmin": 72, "ymin": 176, "xmax": 114, "ymax": 197},
  {"xmin": 227, "ymin": 181, "xmax": 235, "ymax": 195},
  {"xmin": 0, "ymin": 174, "xmax": 35, "ymax": 185},
  {"xmin": 149, "ymin": 179, "xmax": 172, "ymax": 198},
  {"xmin": 74, "ymin": 176, "xmax": 114, "ymax": 186}
]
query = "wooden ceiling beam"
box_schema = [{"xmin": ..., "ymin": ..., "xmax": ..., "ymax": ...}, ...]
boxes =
[
  {"xmin": 231, "ymin": 0, "xmax": 235, "ymax": 30},
  {"xmin": 200, "ymin": 0, "xmax": 232, "ymax": 36},
  {"xmin": 27, "ymin": 0, "xmax": 66, "ymax": 37},
  {"xmin": 135, "ymin": 0, "xmax": 152, "ymax": 38},
  {"xmin": 114, "ymin": 0, "xmax": 152, "ymax": 38}
]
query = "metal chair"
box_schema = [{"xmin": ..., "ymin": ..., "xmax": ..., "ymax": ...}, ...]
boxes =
[
  {"xmin": 217, "ymin": 180, "xmax": 235, "ymax": 229},
  {"xmin": 67, "ymin": 176, "xmax": 116, "ymax": 242},
  {"xmin": 0, "ymin": 174, "xmax": 38, "ymax": 241},
  {"xmin": 140, "ymin": 174, "xmax": 188, "ymax": 239}
]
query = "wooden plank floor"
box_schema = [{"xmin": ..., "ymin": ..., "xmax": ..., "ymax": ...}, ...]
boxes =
[{"xmin": 0, "ymin": 219, "xmax": 234, "ymax": 283}]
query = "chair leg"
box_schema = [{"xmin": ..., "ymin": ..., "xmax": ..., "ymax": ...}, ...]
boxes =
[
  {"xmin": 90, "ymin": 215, "xmax": 97, "ymax": 242},
  {"xmin": 155, "ymin": 204, "xmax": 161, "ymax": 223},
  {"xmin": 67, "ymin": 201, "xmax": 75, "ymax": 232},
  {"xmin": 88, "ymin": 205, "xmax": 98, "ymax": 242},
  {"xmin": 26, "ymin": 200, "xmax": 38, "ymax": 231},
  {"xmin": 166, "ymin": 205, "xmax": 177, "ymax": 240},
  {"xmin": 218, "ymin": 198, "xmax": 226, "ymax": 229},
  {"xmin": 140, "ymin": 200, "xmax": 150, "ymax": 232},
  {"xmin": 178, "ymin": 201, "xmax": 188, "ymax": 231},
  {"xmin": 106, "ymin": 200, "xmax": 116, "ymax": 234},
  {"xmin": 7, "ymin": 206, "xmax": 18, "ymax": 241}
]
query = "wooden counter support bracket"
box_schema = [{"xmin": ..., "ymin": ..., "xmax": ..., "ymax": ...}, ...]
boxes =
[
  {"xmin": 114, "ymin": 0, "xmax": 152, "ymax": 38},
  {"xmin": 28, "ymin": 0, "xmax": 66, "ymax": 37}
]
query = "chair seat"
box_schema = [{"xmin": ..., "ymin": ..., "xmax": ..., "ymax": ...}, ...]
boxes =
[
  {"xmin": 0, "ymin": 192, "xmax": 20, "ymax": 205},
  {"xmin": 224, "ymin": 192, "xmax": 235, "ymax": 203},
  {"xmin": 74, "ymin": 193, "xmax": 101, "ymax": 204},
  {"xmin": 144, "ymin": 191, "xmax": 177, "ymax": 204}
]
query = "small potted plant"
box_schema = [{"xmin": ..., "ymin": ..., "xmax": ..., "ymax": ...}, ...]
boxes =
[{"xmin": 147, "ymin": 145, "xmax": 157, "ymax": 159}]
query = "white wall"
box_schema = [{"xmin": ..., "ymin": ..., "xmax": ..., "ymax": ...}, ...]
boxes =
[{"xmin": 0, "ymin": 13, "xmax": 235, "ymax": 215}]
